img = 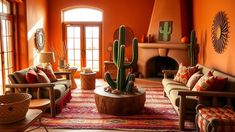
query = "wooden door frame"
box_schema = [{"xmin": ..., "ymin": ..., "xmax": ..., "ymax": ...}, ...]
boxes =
[{"xmin": 63, "ymin": 22, "xmax": 102, "ymax": 78}]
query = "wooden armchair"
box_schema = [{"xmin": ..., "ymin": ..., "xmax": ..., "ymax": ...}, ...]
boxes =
[{"xmin": 6, "ymin": 70, "xmax": 72, "ymax": 117}]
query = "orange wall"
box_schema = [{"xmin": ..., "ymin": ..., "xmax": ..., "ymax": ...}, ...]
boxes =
[
  {"xmin": 26, "ymin": 0, "xmax": 48, "ymax": 66},
  {"xmin": 47, "ymin": 0, "xmax": 154, "ymax": 69},
  {"xmin": 148, "ymin": 0, "xmax": 192, "ymax": 43},
  {"xmin": 193, "ymin": 0, "xmax": 235, "ymax": 76}
]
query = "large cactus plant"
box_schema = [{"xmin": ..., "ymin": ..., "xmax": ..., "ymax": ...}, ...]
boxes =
[
  {"xmin": 159, "ymin": 22, "xmax": 172, "ymax": 41},
  {"xmin": 105, "ymin": 25, "xmax": 138, "ymax": 93}
]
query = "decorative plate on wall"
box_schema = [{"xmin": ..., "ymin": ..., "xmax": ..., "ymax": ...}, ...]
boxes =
[
  {"xmin": 211, "ymin": 11, "xmax": 229, "ymax": 54},
  {"xmin": 35, "ymin": 28, "xmax": 45, "ymax": 52}
]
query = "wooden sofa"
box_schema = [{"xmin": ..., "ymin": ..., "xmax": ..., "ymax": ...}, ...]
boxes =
[
  {"xmin": 5, "ymin": 66, "xmax": 72, "ymax": 117},
  {"xmin": 162, "ymin": 64, "xmax": 235, "ymax": 130}
]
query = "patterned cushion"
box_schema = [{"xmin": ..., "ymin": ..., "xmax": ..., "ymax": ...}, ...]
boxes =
[
  {"xmin": 197, "ymin": 107, "xmax": 235, "ymax": 132},
  {"xmin": 192, "ymin": 71, "xmax": 214, "ymax": 91},
  {"xmin": 186, "ymin": 72, "xmax": 203, "ymax": 90},
  {"xmin": 37, "ymin": 70, "xmax": 51, "ymax": 83},
  {"xmin": 37, "ymin": 64, "xmax": 57, "ymax": 82},
  {"xmin": 25, "ymin": 69, "xmax": 38, "ymax": 83},
  {"xmin": 174, "ymin": 63, "xmax": 198, "ymax": 84}
]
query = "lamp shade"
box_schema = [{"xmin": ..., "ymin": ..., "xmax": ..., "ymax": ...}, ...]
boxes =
[{"xmin": 39, "ymin": 52, "xmax": 55, "ymax": 63}]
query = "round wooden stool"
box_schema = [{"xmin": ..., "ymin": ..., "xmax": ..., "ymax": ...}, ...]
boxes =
[{"xmin": 80, "ymin": 72, "xmax": 96, "ymax": 90}]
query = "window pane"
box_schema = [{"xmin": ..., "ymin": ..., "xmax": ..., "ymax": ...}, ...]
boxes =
[
  {"xmin": 74, "ymin": 39, "xmax": 80, "ymax": 49},
  {"xmin": 74, "ymin": 27, "xmax": 80, "ymax": 38},
  {"xmin": 63, "ymin": 8, "xmax": 102, "ymax": 22},
  {"xmin": 93, "ymin": 39, "xmax": 99, "ymax": 49},
  {"xmin": 1, "ymin": 20, "xmax": 6, "ymax": 36},
  {"xmin": 3, "ymin": 0, "xmax": 10, "ymax": 14},
  {"xmin": 93, "ymin": 61, "xmax": 99, "ymax": 71},
  {"xmin": 74, "ymin": 50, "xmax": 80, "ymax": 59},
  {"xmin": 86, "ymin": 61, "xmax": 92, "ymax": 69},
  {"xmin": 68, "ymin": 50, "xmax": 74, "ymax": 59},
  {"xmin": 75, "ymin": 61, "xmax": 81, "ymax": 70},
  {"xmin": 86, "ymin": 27, "xmax": 92, "ymax": 38},
  {"xmin": 7, "ymin": 37, "xmax": 12, "ymax": 51},
  {"xmin": 86, "ymin": 50, "xmax": 92, "ymax": 60},
  {"xmin": 4, "ymin": 53, "xmax": 8, "ymax": 69},
  {"xmin": 7, "ymin": 52, "xmax": 12, "ymax": 68},
  {"xmin": 6, "ymin": 20, "xmax": 12, "ymax": 35},
  {"xmin": 86, "ymin": 39, "xmax": 92, "ymax": 49},
  {"xmin": 93, "ymin": 27, "xmax": 99, "ymax": 38},
  {"xmin": 5, "ymin": 69, "xmax": 9, "ymax": 84},
  {"xmin": 67, "ymin": 27, "xmax": 74, "ymax": 38},
  {"xmin": 93, "ymin": 50, "xmax": 99, "ymax": 60},
  {"xmin": 67, "ymin": 39, "xmax": 74, "ymax": 49},
  {"xmin": 68, "ymin": 60, "xmax": 74, "ymax": 66},
  {"xmin": 3, "ymin": 37, "xmax": 7, "ymax": 51}
]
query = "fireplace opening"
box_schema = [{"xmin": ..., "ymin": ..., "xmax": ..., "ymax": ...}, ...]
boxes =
[{"xmin": 146, "ymin": 56, "xmax": 178, "ymax": 78}]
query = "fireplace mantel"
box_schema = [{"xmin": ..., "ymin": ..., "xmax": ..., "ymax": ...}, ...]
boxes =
[
  {"xmin": 137, "ymin": 43, "xmax": 190, "ymax": 78},
  {"xmin": 138, "ymin": 43, "xmax": 188, "ymax": 50}
]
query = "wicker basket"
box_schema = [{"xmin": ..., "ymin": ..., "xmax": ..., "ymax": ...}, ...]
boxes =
[
  {"xmin": 0, "ymin": 93, "xmax": 31, "ymax": 124},
  {"xmin": 80, "ymin": 72, "xmax": 96, "ymax": 90}
]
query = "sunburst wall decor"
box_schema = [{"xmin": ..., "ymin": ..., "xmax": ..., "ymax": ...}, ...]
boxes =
[{"xmin": 211, "ymin": 11, "xmax": 229, "ymax": 54}]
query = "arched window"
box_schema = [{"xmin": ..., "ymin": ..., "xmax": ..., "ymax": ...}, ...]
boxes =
[
  {"xmin": 62, "ymin": 8, "xmax": 102, "ymax": 77},
  {"xmin": 63, "ymin": 8, "xmax": 102, "ymax": 22}
]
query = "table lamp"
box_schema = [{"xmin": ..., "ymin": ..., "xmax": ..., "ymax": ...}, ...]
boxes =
[{"xmin": 39, "ymin": 52, "xmax": 55, "ymax": 65}]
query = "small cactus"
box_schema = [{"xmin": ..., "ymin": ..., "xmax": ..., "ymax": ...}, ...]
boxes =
[
  {"xmin": 189, "ymin": 30, "xmax": 197, "ymax": 66},
  {"xmin": 159, "ymin": 21, "xmax": 172, "ymax": 41},
  {"xmin": 105, "ymin": 25, "xmax": 138, "ymax": 93}
]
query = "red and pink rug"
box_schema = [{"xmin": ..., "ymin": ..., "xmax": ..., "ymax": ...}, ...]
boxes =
[{"xmin": 40, "ymin": 79, "xmax": 195, "ymax": 131}]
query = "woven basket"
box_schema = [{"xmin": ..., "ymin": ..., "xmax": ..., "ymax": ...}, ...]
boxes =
[{"xmin": 0, "ymin": 93, "xmax": 31, "ymax": 124}]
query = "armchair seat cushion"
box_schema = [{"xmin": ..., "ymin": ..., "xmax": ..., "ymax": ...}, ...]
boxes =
[{"xmin": 53, "ymin": 80, "xmax": 71, "ymax": 89}]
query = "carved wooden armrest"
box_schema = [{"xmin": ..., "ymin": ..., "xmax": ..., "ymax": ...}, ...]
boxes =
[
  {"xmin": 162, "ymin": 70, "xmax": 178, "ymax": 78},
  {"xmin": 6, "ymin": 83, "xmax": 56, "ymax": 117}
]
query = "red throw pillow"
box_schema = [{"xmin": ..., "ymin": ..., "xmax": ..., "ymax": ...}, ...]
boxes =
[
  {"xmin": 25, "ymin": 69, "xmax": 38, "ymax": 83},
  {"xmin": 192, "ymin": 71, "xmax": 215, "ymax": 91},
  {"xmin": 174, "ymin": 63, "xmax": 198, "ymax": 84},
  {"xmin": 210, "ymin": 76, "xmax": 228, "ymax": 91},
  {"xmin": 37, "ymin": 64, "xmax": 57, "ymax": 82},
  {"xmin": 37, "ymin": 70, "xmax": 51, "ymax": 83}
]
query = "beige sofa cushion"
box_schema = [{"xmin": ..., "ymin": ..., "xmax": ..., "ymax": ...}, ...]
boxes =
[
  {"xmin": 162, "ymin": 78, "xmax": 189, "ymax": 94},
  {"xmin": 41, "ymin": 84, "xmax": 67, "ymax": 99},
  {"xmin": 53, "ymin": 80, "xmax": 71, "ymax": 89}
]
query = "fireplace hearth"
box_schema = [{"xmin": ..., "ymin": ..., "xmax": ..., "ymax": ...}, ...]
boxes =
[{"xmin": 137, "ymin": 43, "xmax": 189, "ymax": 78}]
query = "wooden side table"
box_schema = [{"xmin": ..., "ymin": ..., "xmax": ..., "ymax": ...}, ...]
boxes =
[
  {"xmin": 0, "ymin": 109, "xmax": 47, "ymax": 132},
  {"xmin": 59, "ymin": 67, "xmax": 78, "ymax": 89},
  {"xmin": 80, "ymin": 72, "xmax": 96, "ymax": 90},
  {"xmin": 103, "ymin": 61, "xmax": 132, "ymax": 80}
]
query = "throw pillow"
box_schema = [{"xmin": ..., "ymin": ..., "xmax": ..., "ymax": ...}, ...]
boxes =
[
  {"xmin": 37, "ymin": 70, "xmax": 51, "ymax": 83},
  {"xmin": 186, "ymin": 71, "xmax": 203, "ymax": 90},
  {"xmin": 211, "ymin": 76, "xmax": 228, "ymax": 91},
  {"xmin": 37, "ymin": 64, "xmax": 57, "ymax": 82},
  {"xmin": 25, "ymin": 69, "xmax": 38, "ymax": 83},
  {"xmin": 192, "ymin": 71, "xmax": 215, "ymax": 91},
  {"xmin": 174, "ymin": 63, "xmax": 198, "ymax": 84}
]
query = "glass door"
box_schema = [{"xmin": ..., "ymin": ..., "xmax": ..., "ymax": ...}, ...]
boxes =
[{"xmin": 65, "ymin": 23, "xmax": 102, "ymax": 77}]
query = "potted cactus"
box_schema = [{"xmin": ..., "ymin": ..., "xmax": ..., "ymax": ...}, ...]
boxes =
[
  {"xmin": 94, "ymin": 25, "xmax": 145, "ymax": 115},
  {"xmin": 104, "ymin": 25, "xmax": 138, "ymax": 94}
]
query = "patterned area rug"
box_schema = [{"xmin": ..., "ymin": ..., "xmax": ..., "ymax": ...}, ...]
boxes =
[{"xmin": 40, "ymin": 79, "xmax": 195, "ymax": 131}]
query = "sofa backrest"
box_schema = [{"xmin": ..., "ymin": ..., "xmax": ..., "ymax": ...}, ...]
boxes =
[
  {"xmin": 196, "ymin": 64, "xmax": 235, "ymax": 92},
  {"xmin": 8, "ymin": 66, "xmax": 37, "ymax": 84}
]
